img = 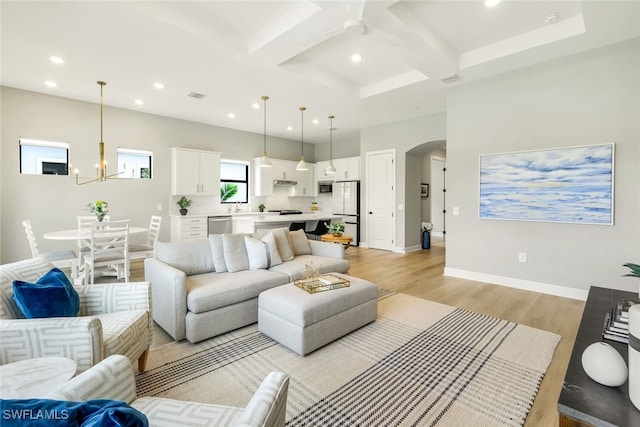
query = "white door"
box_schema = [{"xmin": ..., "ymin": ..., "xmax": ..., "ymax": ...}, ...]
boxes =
[
  {"xmin": 366, "ymin": 150, "xmax": 395, "ymax": 251},
  {"xmin": 430, "ymin": 156, "xmax": 446, "ymax": 237}
]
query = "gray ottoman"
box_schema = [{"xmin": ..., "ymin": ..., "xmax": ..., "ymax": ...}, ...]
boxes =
[{"xmin": 258, "ymin": 273, "xmax": 378, "ymax": 356}]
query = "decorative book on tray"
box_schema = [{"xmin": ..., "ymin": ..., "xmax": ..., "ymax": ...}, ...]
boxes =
[{"xmin": 601, "ymin": 299, "xmax": 638, "ymax": 344}]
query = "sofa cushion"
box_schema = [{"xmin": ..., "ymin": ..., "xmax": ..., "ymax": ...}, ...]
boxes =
[
  {"xmin": 244, "ymin": 236, "xmax": 269, "ymax": 270},
  {"xmin": 208, "ymin": 235, "xmax": 227, "ymax": 273},
  {"xmin": 0, "ymin": 257, "xmax": 57, "ymax": 319},
  {"xmin": 268, "ymin": 255, "xmax": 350, "ymax": 281},
  {"xmin": 288, "ymin": 229, "xmax": 312, "ymax": 256},
  {"xmin": 272, "ymin": 228, "xmax": 294, "ymax": 262},
  {"xmin": 186, "ymin": 270, "xmax": 290, "ymax": 314},
  {"xmin": 222, "ymin": 234, "xmax": 250, "ymax": 273},
  {"xmin": 261, "ymin": 232, "xmax": 282, "ymax": 267},
  {"xmin": 12, "ymin": 267, "xmax": 80, "ymax": 318},
  {"xmin": 155, "ymin": 239, "xmax": 214, "ymax": 276}
]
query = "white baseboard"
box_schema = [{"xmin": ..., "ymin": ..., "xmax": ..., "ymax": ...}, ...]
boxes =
[
  {"xmin": 394, "ymin": 245, "xmax": 422, "ymax": 254},
  {"xmin": 444, "ymin": 267, "xmax": 588, "ymax": 301}
]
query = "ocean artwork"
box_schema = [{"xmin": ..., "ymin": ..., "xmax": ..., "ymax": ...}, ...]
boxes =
[{"xmin": 479, "ymin": 144, "xmax": 614, "ymax": 224}]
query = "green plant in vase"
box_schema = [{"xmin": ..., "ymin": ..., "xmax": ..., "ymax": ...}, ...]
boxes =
[
  {"xmin": 177, "ymin": 196, "xmax": 192, "ymax": 216},
  {"xmin": 87, "ymin": 200, "xmax": 109, "ymax": 222},
  {"xmin": 623, "ymin": 263, "xmax": 640, "ymax": 297},
  {"xmin": 258, "ymin": 204, "xmax": 265, "ymax": 213},
  {"xmin": 326, "ymin": 222, "xmax": 345, "ymax": 236}
]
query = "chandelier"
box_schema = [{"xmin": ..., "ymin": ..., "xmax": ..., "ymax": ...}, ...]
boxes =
[{"xmin": 74, "ymin": 81, "xmax": 124, "ymax": 185}]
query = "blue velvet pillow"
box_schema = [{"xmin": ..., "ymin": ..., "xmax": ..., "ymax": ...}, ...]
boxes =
[
  {"xmin": 0, "ymin": 399, "xmax": 148, "ymax": 427},
  {"xmin": 12, "ymin": 267, "xmax": 80, "ymax": 318}
]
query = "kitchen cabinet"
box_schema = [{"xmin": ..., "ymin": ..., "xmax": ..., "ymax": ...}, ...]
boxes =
[
  {"xmin": 316, "ymin": 160, "xmax": 330, "ymax": 180},
  {"xmin": 271, "ymin": 159, "xmax": 295, "ymax": 181},
  {"xmin": 292, "ymin": 163, "xmax": 316, "ymax": 197},
  {"xmin": 170, "ymin": 216, "xmax": 207, "ymax": 241},
  {"xmin": 171, "ymin": 148, "xmax": 220, "ymax": 195},
  {"xmin": 254, "ymin": 157, "xmax": 274, "ymax": 196},
  {"xmin": 333, "ymin": 156, "xmax": 360, "ymax": 180}
]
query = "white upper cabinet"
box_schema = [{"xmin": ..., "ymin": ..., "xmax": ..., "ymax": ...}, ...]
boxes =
[
  {"xmin": 315, "ymin": 157, "xmax": 360, "ymax": 181},
  {"xmin": 171, "ymin": 148, "xmax": 220, "ymax": 195},
  {"xmin": 292, "ymin": 163, "xmax": 316, "ymax": 197},
  {"xmin": 271, "ymin": 159, "xmax": 295, "ymax": 181},
  {"xmin": 316, "ymin": 160, "xmax": 330, "ymax": 180},
  {"xmin": 253, "ymin": 157, "xmax": 274, "ymax": 196}
]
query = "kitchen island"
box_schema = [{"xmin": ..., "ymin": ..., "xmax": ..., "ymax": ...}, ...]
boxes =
[{"xmin": 232, "ymin": 213, "xmax": 342, "ymax": 234}]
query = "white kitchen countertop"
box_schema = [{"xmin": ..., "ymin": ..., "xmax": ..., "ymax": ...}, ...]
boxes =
[{"xmin": 232, "ymin": 213, "xmax": 342, "ymax": 223}]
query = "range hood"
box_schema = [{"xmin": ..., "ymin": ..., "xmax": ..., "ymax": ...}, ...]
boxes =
[{"xmin": 273, "ymin": 179, "xmax": 297, "ymax": 187}]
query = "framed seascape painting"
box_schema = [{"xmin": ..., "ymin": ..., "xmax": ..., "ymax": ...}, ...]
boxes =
[{"xmin": 479, "ymin": 143, "xmax": 614, "ymax": 225}]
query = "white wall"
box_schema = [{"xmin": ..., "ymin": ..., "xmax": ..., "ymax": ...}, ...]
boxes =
[
  {"xmin": 361, "ymin": 112, "xmax": 447, "ymax": 250},
  {"xmin": 445, "ymin": 38, "xmax": 640, "ymax": 297},
  {"xmin": 421, "ymin": 149, "xmax": 446, "ymax": 224},
  {"xmin": 0, "ymin": 87, "xmax": 316, "ymax": 262}
]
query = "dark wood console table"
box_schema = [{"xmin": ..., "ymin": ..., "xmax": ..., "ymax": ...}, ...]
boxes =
[{"xmin": 558, "ymin": 286, "xmax": 640, "ymax": 426}]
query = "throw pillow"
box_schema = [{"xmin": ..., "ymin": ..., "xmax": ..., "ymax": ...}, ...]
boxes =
[
  {"xmin": 209, "ymin": 234, "xmax": 227, "ymax": 273},
  {"xmin": 222, "ymin": 234, "xmax": 250, "ymax": 273},
  {"xmin": 261, "ymin": 232, "xmax": 283, "ymax": 267},
  {"xmin": 288, "ymin": 229, "xmax": 312, "ymax": 255},
  {"xmin": 272, "ymin": 228, "xmax": 295, "ymax": 262},
  {"xmin": 12, "ymin": 267, "xmax": 80, "ymax": 318},
  {"xmin": 155, "ymin": 239, "xmax": 215, "ymax": 276},
  {"xmin": 244, "ymin": 236, "xmax": 269, "ymax": 270}
]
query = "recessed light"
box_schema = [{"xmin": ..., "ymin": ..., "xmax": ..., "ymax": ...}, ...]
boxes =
[
  {"xmin": 485, "ymin": 0, "xmax": 500, "ymax": 7},
  {"xmin": 252, "ymin": 102, "xmax": 260, "ymax": 109},
  {"xmin": 228, "ymin": 113, "xmax": 235, "ymax": 118},
  {"xmin": 312, "ymin": 119, "xmax": 319, "ymax": 125},
  {"xmin": 45, "ymin": 80, "xmax": 57, "ymax": 88},
  {"xmin": 351, "ymin": 54, "xmax": 362, "ymax": 63},
  {"xmin": 153, "ymin": 82, "xmax": 165, "ymax": 89},
  {"xmin": 545, "ymin": 13, "xmax": 560, "ymax": 24},
  {"xmin": 135, "ymin": 99, "xmax": 144, "ymax": 105},
  {"xmin": 49, "ymin": 56, "xmax": 64, "ymax": 64},
  {"xmin": 286, "ymin": 126, "xmax": 293, "ymax": 131}
]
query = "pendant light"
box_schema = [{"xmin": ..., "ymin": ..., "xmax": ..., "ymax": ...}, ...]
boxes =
[
  {"xmin": 325, "ymin": 115, "xmax": 336, "ymax": 175},
  {"xmin": 257, "ymin": 95, "xmax": 272, "ymax": 168},
  {"xmin": 296, "ymin": 106, "xmax": 309, "ymax": 171},
  {"xmin": 74, "ymin": 81, "xmax": 124, "ymax": 185}
]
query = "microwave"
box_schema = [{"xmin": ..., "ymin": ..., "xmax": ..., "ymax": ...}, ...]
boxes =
[{"xmin": 318, "ymin": 181, "xmax": 333, "ymax": 194}]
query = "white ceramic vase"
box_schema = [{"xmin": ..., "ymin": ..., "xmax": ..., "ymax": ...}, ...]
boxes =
[{"xmin": 629, "ymin": 304, "xmax": 640, "ymax": 410}]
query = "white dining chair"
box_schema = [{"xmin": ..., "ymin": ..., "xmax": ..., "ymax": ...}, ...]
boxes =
[
  {"xmin": 76, "ymin": 215, "xmax": 111, "ymax": 264},
  {"xmin": 22, "ymin": 220, "xmax": 78, "ymax": 278},
  {"xmin": 129, "ymin": 215, "xmax": 162, "ymax": 260},
  {"xmin": 82, "ymin": 221, "xmax": 130, "ymax": 285}
]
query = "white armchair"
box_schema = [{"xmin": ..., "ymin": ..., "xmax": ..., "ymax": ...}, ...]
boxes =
[
  {"xmin": 47, "ymin": 355, "xmax": 290, "ymax": 427},
  {"xmin": 0, "ymin": 257, "xmax": 152, "ymax": 372}
]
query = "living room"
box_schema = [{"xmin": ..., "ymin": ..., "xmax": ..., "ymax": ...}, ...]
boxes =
[{"xmin": 1, "ymin": 1, "xmax": 639, "ymax": 426}]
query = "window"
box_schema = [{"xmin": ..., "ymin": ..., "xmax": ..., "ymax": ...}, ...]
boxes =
[
  {"xmin": 117, "ymin": 148, "xmax": 152, "ymax": 179},
  {"xmin": 220, "ymin": 160, "xmax": 248, "ymax": 203},
  {"xmin": 19, "ymin": 138, "xmax": 69, "ymax": 175}
]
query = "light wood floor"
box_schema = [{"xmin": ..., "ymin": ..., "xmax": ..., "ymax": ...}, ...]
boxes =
[{"xmin": 129, "ymin": 238, "xmax": 584, "ymax": 427}]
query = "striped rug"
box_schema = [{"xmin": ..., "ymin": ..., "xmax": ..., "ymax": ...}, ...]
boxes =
[{"xmin": 136, "ymin": 293, "xmax": 560, "ymax": 426}]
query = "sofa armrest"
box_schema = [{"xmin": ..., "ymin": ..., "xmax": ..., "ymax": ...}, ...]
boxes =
[
  {"xmin": 236, "ymin": 371, "xmax": 289, "ymax": 427},
  {"xmin": 76, "ymin": 282, "xmax": 152, "ymax": 316},
  {"xmin": 309, "ymin": 240, "xmax": 345, "ymax": 259},
  {"xmin": 0, "ymin": 317, "xmax": 103, "ymax": 373},
  {"xmin": 144, "ymin": 257, "xmax": 188, "ymax": 341},
  {"xmin": 46, "ymin": 355, "xmax": 137, "ymax": 403}
]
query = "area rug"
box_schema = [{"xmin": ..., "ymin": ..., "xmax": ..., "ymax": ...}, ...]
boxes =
[{"xmin": 136, "ymin": 292, "xmax": 560, "ymax": 426}]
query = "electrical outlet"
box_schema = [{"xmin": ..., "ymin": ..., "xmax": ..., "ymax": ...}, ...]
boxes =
[
  {"xmin": 157, "ymin": 204, "xmax": 163, "ymax": 211},
  {"xmin": 453, "ymin": 207, "xmax": 460, "ymax": 216},
  {"xmin": 518, "ymin": 252, "xmax": 527, "ymax": 263}
]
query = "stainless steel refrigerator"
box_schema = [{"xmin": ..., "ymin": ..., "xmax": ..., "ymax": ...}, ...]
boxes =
[{"xmin": 332, "ymin": 180, "xmax": 360, "ymax": 246}]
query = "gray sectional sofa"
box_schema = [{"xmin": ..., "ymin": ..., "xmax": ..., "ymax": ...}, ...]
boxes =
[{"xmin": 144, "ymin": 229, "xmax": 349, "ymax": 343}]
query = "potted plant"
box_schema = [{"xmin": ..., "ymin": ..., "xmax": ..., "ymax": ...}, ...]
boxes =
[
  {"xmin": 177, "ymin": 196, "xmax": 192, "ymax": 216},
  {"xmin": 326, "ymin": 222, "xmax": 345, "ymax": 236},
  {"xmin": 87, "ymin": 200, "xmax": 109, "ymax": 222},
  {"xmin": 258, "ymin": 203, "xmax": 265, "ymax": 213}
]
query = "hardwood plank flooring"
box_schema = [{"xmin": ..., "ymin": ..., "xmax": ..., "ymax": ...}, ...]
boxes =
[{"xmin": 129, "ymin": 237, "xmax": 584, "ymax": 427}]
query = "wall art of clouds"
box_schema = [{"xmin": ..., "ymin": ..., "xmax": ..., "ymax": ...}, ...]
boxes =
[{"xmin": 479, "ymin": 144, "xmax": 614, "ymax": 224}]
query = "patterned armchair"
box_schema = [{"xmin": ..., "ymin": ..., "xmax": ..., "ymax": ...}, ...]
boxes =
[
  {"xmin": 0, "ymin": 257, "xmax": 152, "ymax": 372},
  {"xmin": 47, "ymin": 355, "xmax": 290, "ymax": 427}
]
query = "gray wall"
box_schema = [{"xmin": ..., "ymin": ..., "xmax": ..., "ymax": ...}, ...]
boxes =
[
  {"xmin": 0, "ymin": 87, "xmax": 315, "ymax": 262},
  {"xmin": 421, "ymin": 149, "xmax": 447, "ymax": 224},
  {"xmin": 360, "ymin": 113, "xmax": 447, "ymax": 249},
  {"xmin": 445, "ymin": 38, "xmax": 640, "ymax": 295}
]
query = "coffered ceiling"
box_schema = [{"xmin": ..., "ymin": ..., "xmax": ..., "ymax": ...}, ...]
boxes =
[{"xmin": 1, "ymin": 1, "xmax": 638, "ymax": 143}]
